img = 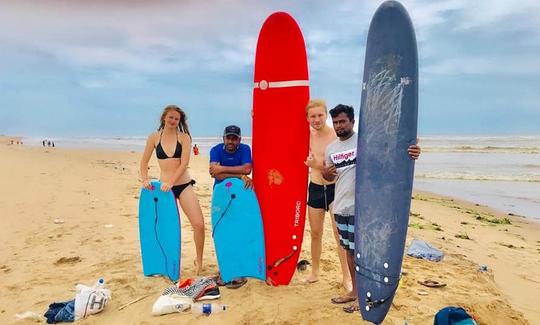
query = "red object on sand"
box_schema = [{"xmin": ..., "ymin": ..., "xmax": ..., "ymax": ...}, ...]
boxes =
[{"xmin": 252, "ymin": 12, "xmax": 310, "ymax": 286}]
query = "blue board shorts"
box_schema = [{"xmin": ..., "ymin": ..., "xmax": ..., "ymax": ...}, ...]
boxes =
[{"xmin": 334, "ymin": 214, "xmax": 355, "ymax": 251}]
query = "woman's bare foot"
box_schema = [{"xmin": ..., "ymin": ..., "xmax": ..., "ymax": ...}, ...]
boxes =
[
  {"xmin": 304, "ymin": 273, "xmax": 319, "ymax": 284},
  {"xmin": 194, "ymin": 259, "xmax": 202, "ymax": 275}
]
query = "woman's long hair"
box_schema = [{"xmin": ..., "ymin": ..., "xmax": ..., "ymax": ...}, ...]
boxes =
[{"xmin": 158, "ymin": 105, "xmax": 191, "ymax": 137}]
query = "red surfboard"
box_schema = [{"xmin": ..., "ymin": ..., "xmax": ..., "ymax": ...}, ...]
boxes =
[{"xmin": 252, "ymin": 12, "xmax": 310, "ymax": 286}]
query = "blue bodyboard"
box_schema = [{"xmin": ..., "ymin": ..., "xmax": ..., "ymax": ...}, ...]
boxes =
[
  {"xmin": 355, "ymin": 1, "xmax": 418, "ymax": 323},
  {"xmin": 211, "ymin": 178, "xmax": 266, "ymax": 282},
  {"xmin": 139, "ymin": 180, "xmax": 181, "ymax": 281}
]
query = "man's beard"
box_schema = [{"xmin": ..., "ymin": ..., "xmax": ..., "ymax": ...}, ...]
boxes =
[
  {"xmin": 336, "ymin": 129, "xmax": 352, "ymax": 138},
  {"xmin": 225, "ymin": 144, "xmax": 238, "ymax": 152}
]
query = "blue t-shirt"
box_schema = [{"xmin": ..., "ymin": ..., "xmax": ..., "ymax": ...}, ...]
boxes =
[{"xmin": 209, "ymin": 143, "xmax": 252, "ymax": 184}]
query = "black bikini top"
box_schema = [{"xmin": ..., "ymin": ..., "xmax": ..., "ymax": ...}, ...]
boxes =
[{"xmin": 155, "ymin": 131, "xmax": 182, "ymax": 159}]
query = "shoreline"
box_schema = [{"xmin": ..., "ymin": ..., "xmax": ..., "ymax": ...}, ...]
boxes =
[{"xmin": 1, "ymin": 138, "xmax": 538, "ymax": 324}]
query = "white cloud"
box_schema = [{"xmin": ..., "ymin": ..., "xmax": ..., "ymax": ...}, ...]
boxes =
[
  {"xmin": 456, "ymin": 0, "xmax": 540, "ymax": 33},
  {"xmin": 423, "ymin": 56, "xmax": 540, "ymax": 76}
]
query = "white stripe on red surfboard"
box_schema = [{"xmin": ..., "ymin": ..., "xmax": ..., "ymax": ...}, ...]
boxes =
[{"xmin": 254, "ymin": 80, "xmax": 309, "ymax": 90}]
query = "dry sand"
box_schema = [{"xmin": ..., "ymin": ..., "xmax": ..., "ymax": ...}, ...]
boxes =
[{"xmin": 1, "ymin": 137, "xmax": 539, "ymax": 324}]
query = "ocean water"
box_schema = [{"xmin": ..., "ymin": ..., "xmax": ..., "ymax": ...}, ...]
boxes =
[
  {"xmin": 24, "ymin": 135, "xmax": 540, "ymax": 220},
  {"xmin": 414, "ymin": 136, "xmax": 540, "ymax": 220},
  {"xmin": 25, "ymin": 136, "xmax": 238, "ymax": 155}
]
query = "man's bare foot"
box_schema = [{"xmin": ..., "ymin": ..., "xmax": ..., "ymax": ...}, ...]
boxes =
[{"xmin": 304, "ymin": 273, "xmax": 319, "ymax": 284}]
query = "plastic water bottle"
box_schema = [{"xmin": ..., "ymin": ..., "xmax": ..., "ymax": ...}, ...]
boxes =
[
  {"xmin": 75, "ymin": 278, "xmax": 104, "ymax": 294},
  {"xmin": 94, "ymin": 278, "xmax": 105, "ymax": 289},
  {"xmin": 191, "ymin": 303, "xmax": 227, "ymax": 315}
]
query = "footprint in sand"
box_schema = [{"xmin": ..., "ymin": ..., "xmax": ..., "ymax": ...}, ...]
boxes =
[
  {"xmin": 6, "ymin": 284, "xmax": 20, "ymax": 291},
  {"xmin": 0, "ymin": 264, "xmax": 12, "ymax": 273},
  {"xmin": 54, "ymin": 256, "xmax": 82, "ymax": 266},
  {"xmin": 321, "ymin": 259, "xmax": 334, "ymax": 272},
  {"xmin": 109, "ymin": 277, "xmax": 129, "ymax": 285}
]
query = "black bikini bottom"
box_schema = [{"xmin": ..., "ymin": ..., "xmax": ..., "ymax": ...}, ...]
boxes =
[{"xmin": 171, "ymin": 180, "xmax": 196, "ymax": 198}]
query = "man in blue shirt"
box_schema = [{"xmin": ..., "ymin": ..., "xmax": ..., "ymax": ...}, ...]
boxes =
[
  {"xmin": 209, "ymin": 125, "xmax": 253, "ymax": 188},
  {"xmin": 208, "ymin": 125, "xmax": 252, "ymax": 289}
]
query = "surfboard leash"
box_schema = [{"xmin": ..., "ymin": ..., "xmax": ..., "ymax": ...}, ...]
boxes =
[
  {"xmin": 211, "ymin": 193, "xmax": 236, "ymax": 238},
  {"xmin": 364, "ymin": 289, "xmax": 398, "ymax": 310},
  {"xmin": 153, "ymin": 197, "xmax": 176, "ymax": 284},
  {"xmin": 355, "ymin": 262, "xmax": 400, "ymax": 309},
  {"xmin": 267, "ymin": 248, "xmax": 298, "ymax": 275}
]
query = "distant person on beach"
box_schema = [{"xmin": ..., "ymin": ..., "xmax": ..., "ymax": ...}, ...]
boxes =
[
  {"xmin": 193, "ymin": 144, "xmax": 199, "ymax": 156},
  {"xmin": 323, "ymin": 104, "xmax": 420, "ymax": 313},
  {"xmin": 47, "ymin": 141, "xmax": 51, "ymax": 147},
  {"xmin": 52, "ymin": 141, "xmax": 55, "ymax": 148},
  {"xmin": 140, "ymin": 104, "xmax": 205, "ymax": 275},
  {"xmin": 303, "ymin": 99, "xmax": 351, "ymax": 290},
  {"xmin": 207, "ymin": 125, "xmax": 252, "ymax": 289},
  {"xmin": 42, "ymin": 140, "xmax": 46, "ymax": 147}
]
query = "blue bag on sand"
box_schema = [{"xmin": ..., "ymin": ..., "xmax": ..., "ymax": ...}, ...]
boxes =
[
  {"xmin": 434, "ymin": 306, "xmax": 477, "ymax": 325},
  {"xmin": 44, "ymin": 299, "xmax": 75, "ymax": 324},
  {"xmin": 407, "ymin": 239, "xmax": 444, "ymax": 262}
]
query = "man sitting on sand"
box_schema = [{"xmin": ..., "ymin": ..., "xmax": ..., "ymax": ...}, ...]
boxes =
[
  {"xmin": 303, "ymin": 99, "xmax": 352, "ymax": 290},
  {"xmin": 208, "ymin": 125, "xmax": 252, "ymax": 289},
  {"xmin": 323, "ymin": 104, "xmax": 420, "ymax": 313}
]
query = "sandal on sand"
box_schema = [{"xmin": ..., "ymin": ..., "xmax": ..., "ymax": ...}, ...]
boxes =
[
  {"xmin": 331, "ymin": 296, "xmax": 357, "ymax": 304},
  {"xmin": 418, "ymin": 280, "xmax": 446, "ymax": 288},
  {"xmin": 343, "ymin": 304, "xmax": 360, "ymax": 313},
  {"xmin": 225, "ymin": 278, "xmax": 247, "ymax": 289},
  {"xmin": 212, "ymin": 275, "xmax": 227, "ymax": 287}
]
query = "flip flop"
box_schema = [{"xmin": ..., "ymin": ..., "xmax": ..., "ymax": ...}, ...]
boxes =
[
  {"xmin": 343, "ymin": 304, "xmax": 360, "ymax": 313},
  {"xmin": 418, "ymin": 280, "xmax": 447, "ymax": 288},
  {"xmin": 331, "ymin": 296, "xmax": 357, "ymax": 304},
  {"xmin": 211, "ymin": 275, "xmax": 227, "ymax": 287},
  {"xmin": 225, "ymin": 278, "xmax": 247, "ymax": 289}
]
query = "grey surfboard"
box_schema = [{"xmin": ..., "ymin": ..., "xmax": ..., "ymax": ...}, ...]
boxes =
[{"xmin": 355, "ymin": 1, "xmax": 418, "ymax": 323}]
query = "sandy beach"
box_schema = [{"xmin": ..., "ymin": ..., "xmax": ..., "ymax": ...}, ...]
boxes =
[{"xmin": 1, "ymin": 137, "xmax": 539, "ymax": 324}]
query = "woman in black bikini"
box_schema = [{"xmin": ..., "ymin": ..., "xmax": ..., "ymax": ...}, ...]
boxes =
[{"xmin": 140, "ymin": 105, "xmax": 205, "ymax": 275}]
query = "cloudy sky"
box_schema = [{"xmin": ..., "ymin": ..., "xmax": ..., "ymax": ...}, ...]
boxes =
[{"xmin": 0, "ymin": 0, "xmax": 539, "ymax": 137}]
